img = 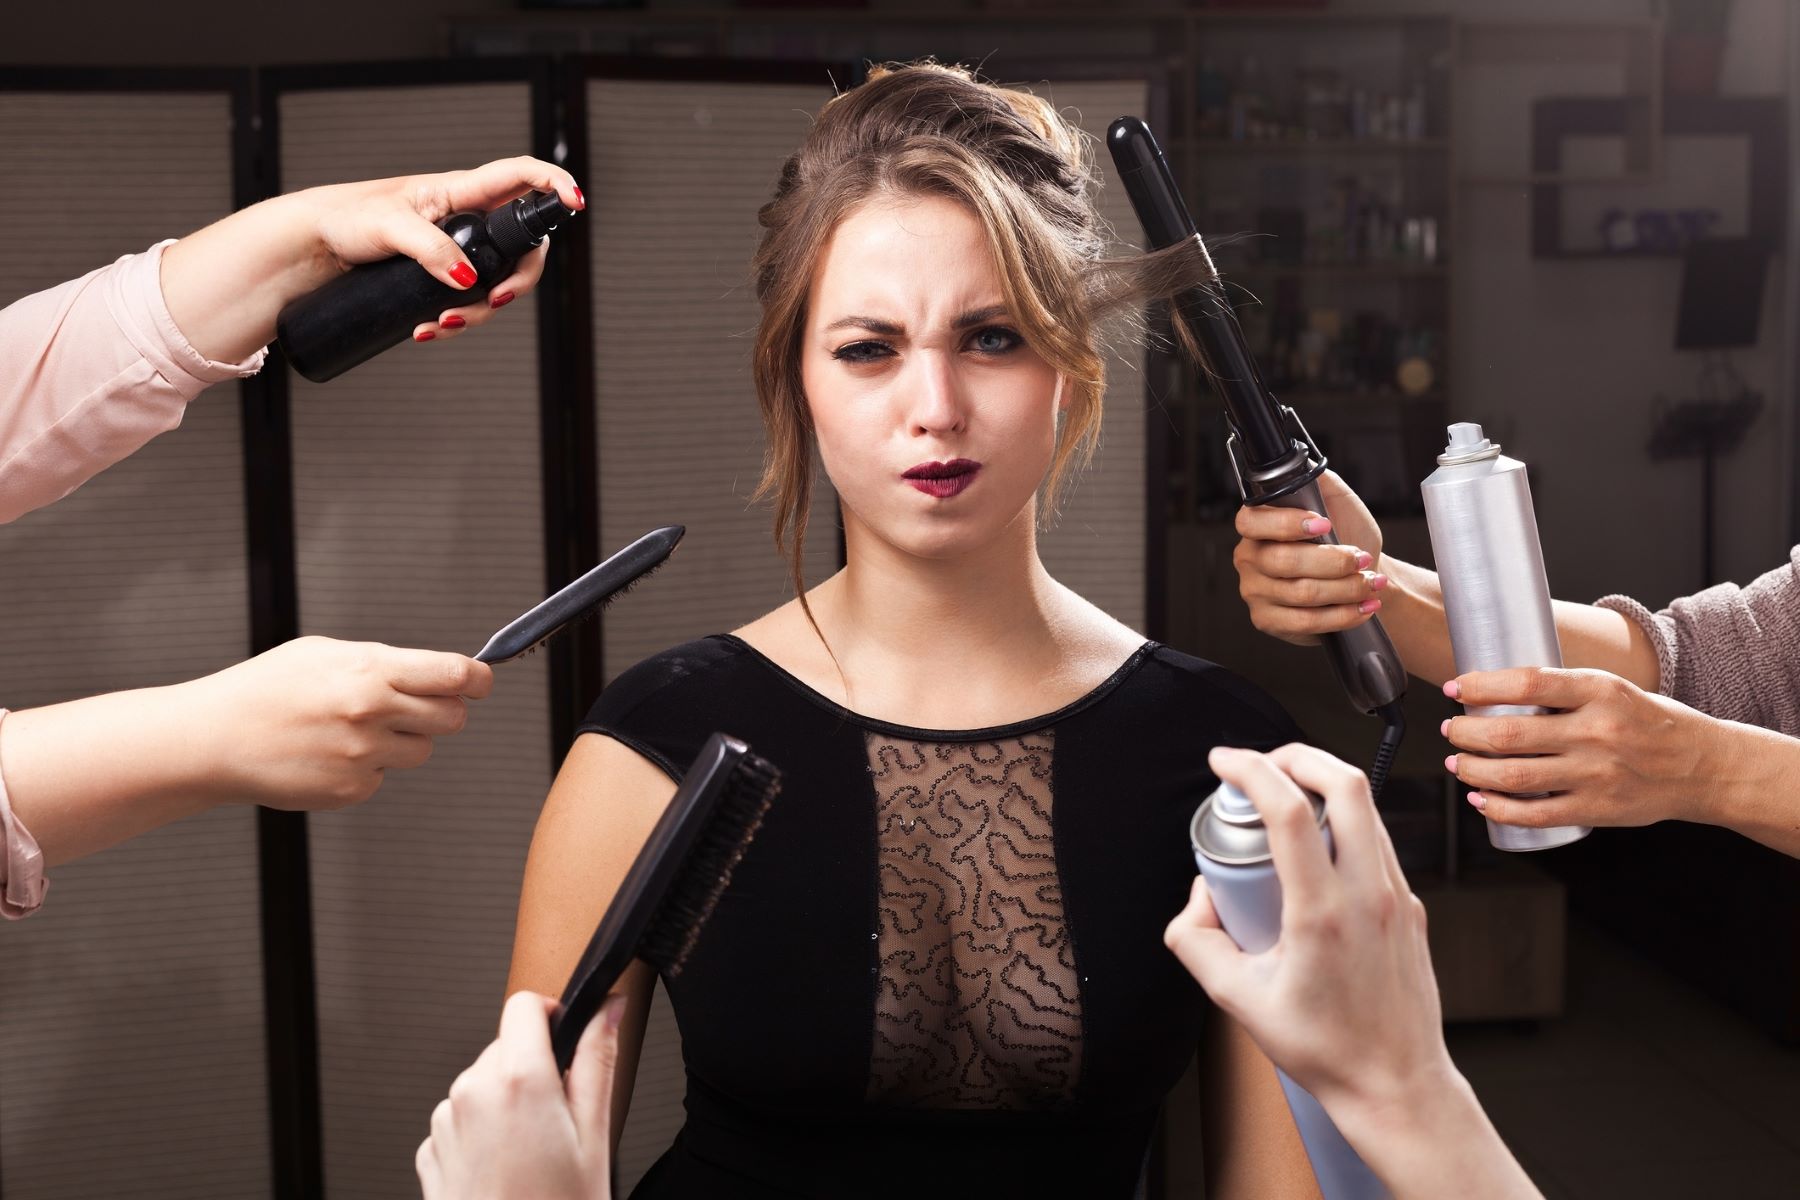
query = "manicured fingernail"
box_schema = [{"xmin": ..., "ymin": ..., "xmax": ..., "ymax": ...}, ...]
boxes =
[
  {"xmin": 414, "ymin": 330, "xmax": 436, "ymax": 342},
  {"xmin": 441, "ymin": 315, "xmax": 466, "ymax": 329},
  {"xmin": 1467, "ymin": 791, "xmax": 1487, "ymax": 811},
  {"xmin": 449, "ymin": 262, "xmax": 478, "ymax": 288},
  {"xmin": 1301, "ymin": 517, "xmax": 1331, "ymax": 536},
  {"xmin": 1358, "ymin": 598, "xmax": 1382, "ymax": 614},
  {"xmin": 1443, "ymin": 679, "xmax": 1461, "ymax": 699},
  {"xmin": 490, "ymin": 291, "xmax": 515, "ymax": 309},
  {"xmin": 1368, "ymin": 573, "xmax": 1389, "ymax": 591},
  {"xmin": 1445, "ymin": 753, "xmax": 1460, "ymax": 772},
  {"xmin": 603, "ymin": 996, "xmax": 625, "ymax": 1031},
  {"xmin": 573, "ymin": 184, "xmax": 586, "ymax": 209},
  {"xmin": 1354, "ymin": 550, "xmax": 1373, "ymax": 570},
  {"xmin": 1439, "ymin": 718, "xmax": 1451, "ymax": 737}
]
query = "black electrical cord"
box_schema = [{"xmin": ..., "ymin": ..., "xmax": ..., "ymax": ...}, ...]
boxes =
[{"xmin": 1368, "ymin": 702, "xmax": 1407, "ymax": 802}]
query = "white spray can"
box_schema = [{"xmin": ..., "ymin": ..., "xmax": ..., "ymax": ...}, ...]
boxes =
[
  {"xmin": 1190, "ymin": 782, "xmax": 1389, "ymax": 1200},
  {"xmin": 1421, "ymin": 422, "xmax": 1590, "ymax": 851}
]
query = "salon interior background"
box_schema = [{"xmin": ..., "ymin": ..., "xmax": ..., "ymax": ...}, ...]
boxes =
[{"xmin": 3, "ymin": 0, "xmax": 1798, "ymax": 1198}]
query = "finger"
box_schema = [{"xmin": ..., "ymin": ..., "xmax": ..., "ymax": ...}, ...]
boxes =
[
  {"xmin": 1236, "ymin": 504, "xmax": 1332, "ymax": 543},
  {"xmin": 1264, "ymin": 743, "xmax": 1389, "ymax": 894},
  {"xmin": 1249, "ymin": 572, "xmax": 1382, "ymax": 609},
  {"xmin": 377, "ymin": 208, "xmax": 479, "ymax": 293},
  {"xmin": 1247, "ymin": 540, "xmax": 1371, "ymax": 581},
  {"xmin": 1446, "ymin": 667, "xmax": 1610, "ymax": 712},
  {"xmin": 1163, "ymin": 876, "xmax": 1249, "ymax": 998},
  {"xmin": 1469, "ymin": 789, "xmax": 1584, "ymax": 829},
  {"xmin": 496, "ymin": 988, "xmax": 559, "ymax": 1068},
  {"xmin": 1443, "ymin": 712, "xmax": 1570, "ymax": 757},
  {"xmin": 441, "ymin": 155, "xmax": 583, "ymax": 215},
  {"xmin": 415, "ymin": 1138, "xmax": 443, "ymax": 1198},
  {"xmin": 429, "ymin": 1097, "xmax": 455, "ymax": 1145},
  {"xmin": 1253, "ymin": 600, "xmax": 1382, "ymax": 639},
  {"xmin": 376, "ymin": 730, "xmax": 434, "ymax": 772},
  {"xmin": 380, "ymin": 649, "xmax": 493, "ymax": 698},
  {"xmin": 566, "ymin": 995, "xmax": 624, "ymax": 1152},
  {"xmin": 1208, "ymin": 746, "xmax": 1334, "ymax": 911},
  {"xmin": 433, "ymin": 242, "xmax": 548, "ymax": 333},
  {"xmin": 383, "ymin": 694, "xmax": 469, "ymax": 737},
  {"xmin": 1447, "ymin": 752, "xmax": 1567, "ymax": 797}
]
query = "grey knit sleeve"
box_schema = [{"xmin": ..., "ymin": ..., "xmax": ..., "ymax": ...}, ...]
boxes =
[{"xmin": 1592, "ymin": 545, "xmax": 1800, "ymax": 737}]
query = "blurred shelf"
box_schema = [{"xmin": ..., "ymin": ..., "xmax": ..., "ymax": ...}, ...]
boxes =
[{"xmin": 1182, "ymin": 137, "xmax": 1448, "ymax": 155}]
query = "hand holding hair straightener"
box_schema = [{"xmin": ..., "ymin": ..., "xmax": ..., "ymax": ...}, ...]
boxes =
[{"xmin": 1106, "ymin": 117, "xmax": 1409, "ymax": 795}]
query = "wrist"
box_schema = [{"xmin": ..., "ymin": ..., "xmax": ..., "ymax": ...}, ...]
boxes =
[{"xmin": 1329, "ymin": 1060, "xmax": 1534, "ymax": 1200}]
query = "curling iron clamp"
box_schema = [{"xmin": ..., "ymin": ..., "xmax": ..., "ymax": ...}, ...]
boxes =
[{"xmin": 1106, "ymin": 117, "xmax": 1409, "ymax": 795}]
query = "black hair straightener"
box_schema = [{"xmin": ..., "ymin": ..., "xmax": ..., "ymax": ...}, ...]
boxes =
[
  {"xmin": 550, "ymin": 732, "xmax": 781, "ymax": 1070},
  {"xmin": 474, "ymin": 525, "xmax": 685, "ymax": 664},
  {"xmin": 1107, "ymin": 116, "xmax": 1409, "ymax": 797}
]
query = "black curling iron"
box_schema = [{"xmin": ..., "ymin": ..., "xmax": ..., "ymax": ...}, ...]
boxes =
[{"xmin": 1106, "ymin": 117, "xmax": 1409, "ymax": 796}]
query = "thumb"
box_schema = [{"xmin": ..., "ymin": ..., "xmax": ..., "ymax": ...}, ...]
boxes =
[
  {"xmin": 377, "ymin": 207, "xmax": 479, "ymax": 292},
  {"xmin": 1164, "ymin": 876, "xmax": 1248, "ymax": 998},
  {"xmin": 566, "ymin": 996, "xmax": 623, "ymax": 1160}
]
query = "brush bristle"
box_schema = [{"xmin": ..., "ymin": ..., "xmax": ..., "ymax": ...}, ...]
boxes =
[
  {"xmin": 516, "ymin": 556, "xmax": 674, "ymax": 659},
  {"xmin": 638, "ymin": 752, "xmax": 781, "ymax": 976}
]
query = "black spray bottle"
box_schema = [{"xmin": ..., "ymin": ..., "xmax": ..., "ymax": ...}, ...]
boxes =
[{"xmin": 276, "ymin": 190, "xmax": 577, "ymax": 383}]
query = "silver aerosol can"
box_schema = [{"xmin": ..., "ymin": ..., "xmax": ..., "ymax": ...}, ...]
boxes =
[
  {"xmin": 1190, "ymin": 782, "xmax": 1390, "ymax": 1200},
  {"xmin": 1421, "ymin": 423, "xmax": 1590, "ymax": 852}
]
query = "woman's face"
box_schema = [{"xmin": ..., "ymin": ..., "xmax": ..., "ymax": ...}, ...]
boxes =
[{"xmin": 800, "ymin": 192, "xmax": 1064, "ymax": 562}]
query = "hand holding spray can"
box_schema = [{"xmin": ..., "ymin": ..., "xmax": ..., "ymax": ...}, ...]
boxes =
[
  {"xmin": 1190, "ymin": 782, "xmax": 1390, "ymax": 1200},
  {"xmin": 1421, "ymin": 423, "xmax": 1590, "ymax": 852}
]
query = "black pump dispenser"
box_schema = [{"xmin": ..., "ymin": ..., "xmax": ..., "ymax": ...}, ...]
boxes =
[{"xmin": 276, "ymin": 190, "xmax": 577, "ymax": 383}]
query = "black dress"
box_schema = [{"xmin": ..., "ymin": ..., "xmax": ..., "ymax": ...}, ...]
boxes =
[{"xmin": 577, "ymin": 634, "xmax": 1303, "ymax": 1199}]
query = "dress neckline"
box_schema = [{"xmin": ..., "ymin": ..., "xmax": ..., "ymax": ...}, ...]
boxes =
[{"xmin": 712, "ymin": 633, "xmax": 1159, "ymax": 742}]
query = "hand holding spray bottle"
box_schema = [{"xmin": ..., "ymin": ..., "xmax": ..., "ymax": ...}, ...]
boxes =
[{"xmin": 1190, "ymin": 777, "xmax": 1390, "ymax": 1200}]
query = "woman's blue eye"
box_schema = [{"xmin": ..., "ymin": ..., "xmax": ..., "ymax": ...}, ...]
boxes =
[
  {"xmin": 969, "ymin": 326, "xmax": 1023, "ymax": 355},
  {"xmin": 832, "ymin": 341, "xmax": 892, "ymax": 363}
]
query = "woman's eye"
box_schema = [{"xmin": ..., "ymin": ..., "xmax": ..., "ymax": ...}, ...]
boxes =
[
  {"xmin": 968, "ymin": 326, "xmax": 1023, "ymax": 356},
  {"xmin": 832, "ymin": 341, "xmax": 893, "ymax": 364}
]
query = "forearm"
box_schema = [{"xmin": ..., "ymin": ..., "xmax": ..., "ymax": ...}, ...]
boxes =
[
  {"xmin": 1698, "ymin": 723, "xmax": 1800, "ymax": 857},
  {"xmin": 0, "ymin": 682, "xmax": 224, "ymax": 867},
  {"xmin": 1328, "ymin": 1065, "xmax": 1540, "ymax": 1200},
  {"xmin": 160, "ymin": 191, "xmax": 340, "ymax": 363}
]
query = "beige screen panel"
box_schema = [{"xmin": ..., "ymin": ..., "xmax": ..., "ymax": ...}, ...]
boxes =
[
  {"xmin": 279, "ymin": 82, "xmax": 552, "ymax": 1200},
  {"xmin": 590, "ymin": 78, "xmax": 840, "ymax": 684},
  {"xmin": 1025, "ymin": 78, "xmax": 1153, "ymax": 634},
  {"xmin": 0, "ymin": 91, "xmax": 268, "ymax": 1198},
  {"xmin": 587, "ymin": 74, "xmax": 836, "ymax": 1191}
]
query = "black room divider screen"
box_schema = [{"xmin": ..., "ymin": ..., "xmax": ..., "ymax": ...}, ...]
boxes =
[{"xmin": 0, "ymin": 57, "xmax": 1162, "ymax": 1199}]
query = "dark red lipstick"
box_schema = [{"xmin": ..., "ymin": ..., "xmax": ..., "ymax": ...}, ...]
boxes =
[{"xmin": 902, "ymin": 458, "xmax": 981, "ymax": 499}]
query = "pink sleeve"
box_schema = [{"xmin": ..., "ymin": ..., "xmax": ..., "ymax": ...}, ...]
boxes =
[
  {"xmin": 0, "ymin": 710, "xmax": 47, "ymax": 920},
  {"xmin": 0, "ymin": 240, "xmax": 267, "ymax": 525}
]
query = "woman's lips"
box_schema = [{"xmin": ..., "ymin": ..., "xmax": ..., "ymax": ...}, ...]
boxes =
[{"xmin": 902, "ymin": 459, "xmax": 981, "ymax": 499}]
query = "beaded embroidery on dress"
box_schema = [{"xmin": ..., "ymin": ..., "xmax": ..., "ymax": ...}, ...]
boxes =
[{"xmin": 864, "ymin": 732, "xmax": 1083, "ymax": 1109}]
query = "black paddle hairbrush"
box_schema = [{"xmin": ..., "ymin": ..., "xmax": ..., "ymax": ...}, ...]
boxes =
[
  {"xmin": 550, "ymin": 732, "xmax": 781, "ymax": 1071},
  {"xmin": 474, "ymin": 525, "xmax": 685, "ymax": 665}
]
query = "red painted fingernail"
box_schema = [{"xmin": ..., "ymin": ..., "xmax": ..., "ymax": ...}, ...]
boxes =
[
  {"xmin": 442, "ymin": 315, "xmax": 466, "ymax": 329},
  {"xmin": 490, "ymin": 291, "xmax": 515, "ymax": 309},
  {"xmin": 573, "ymin": 184, "xmax": 586, "ymax": 209},
  {"xmin": 1354, "ymin": 550, "xmax": 1373, "ymax": 570},
  {"xmin": 414, "ymin": 330, "xmax": 436, "ymax": 342},
  {"xmin": 1444, "ymin": 754, "xmax": 1459, "ymax": 774},
  {"xmin": 1439, "ymin": 718, "xmax": 1451, "ymax": 737},
  {"xmin": 1358, "ymin": 598, "xmax": 1382, "ymax": 614},
  {"xmin": 1468, "ymin": 792, "xmax": 1487, "ymax": 811},
  {"xmin": 1443, "ymin": 680, "xmax": 1461, "ymax": 699},
  {"xmin": 449, "ymin": 262, "xmax": 478, "ymax": 288}
]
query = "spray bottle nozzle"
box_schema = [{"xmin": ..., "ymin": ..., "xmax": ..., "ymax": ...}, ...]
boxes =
[{"xmin": 486, "ymin": 190, "xmax": 578, "ymax": 261}]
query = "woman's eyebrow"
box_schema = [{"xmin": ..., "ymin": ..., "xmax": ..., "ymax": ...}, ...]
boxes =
[{"xmin": 821, "ymin": 304, "xmax": 1010, "ymax": 337}]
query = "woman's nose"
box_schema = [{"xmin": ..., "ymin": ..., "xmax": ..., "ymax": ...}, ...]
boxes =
[{"xmin": 905, "ymin": 352, "xmax": 967, "ymax": 437}]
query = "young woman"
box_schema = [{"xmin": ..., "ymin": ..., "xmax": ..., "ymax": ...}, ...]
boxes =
[{"xmin": 508, "ymin": 63, "xmax": 1319, "ymax": 1198}]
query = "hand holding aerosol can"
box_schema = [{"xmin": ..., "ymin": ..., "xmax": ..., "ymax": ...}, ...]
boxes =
[
  {"xmin": 1421, "ymin": 424, "xmax": 1590, "ymax": 852},
  {"xmin": 1187, "ymin": 755, "xmax": 1388, "ymax": 1200},
  {"xmin": 1168, "ymin": 745, "xmax": 1542, "ymax": 1200}
]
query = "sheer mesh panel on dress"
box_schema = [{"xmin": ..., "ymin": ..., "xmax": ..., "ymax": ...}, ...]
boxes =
[{"xmin": 865, "ymin": 732, "xmax": 1083, "ymax": 1109}]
